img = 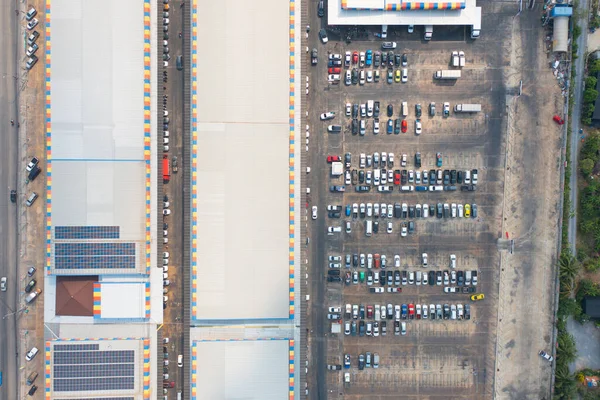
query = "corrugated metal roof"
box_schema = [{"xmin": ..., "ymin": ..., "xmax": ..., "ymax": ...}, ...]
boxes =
[{"xmin": 550, "ymin": 5, "xmax": 573, "ymax": 18}]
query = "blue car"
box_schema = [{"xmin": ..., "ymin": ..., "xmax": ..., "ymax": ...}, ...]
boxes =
[
  {"xmin": 387, "ymin": 119, "xmax": 393, "ymax": 134},
  {"xmin": 365, "ymin": 50, "xmax": 373, "ymax": 66},
  {"xmin": 401, "ymin": 304, "xmax": 408, "ymax": 319},
  {"xmin": 345, "ymin": 205, "xmax": 351, "ymax": 216}
]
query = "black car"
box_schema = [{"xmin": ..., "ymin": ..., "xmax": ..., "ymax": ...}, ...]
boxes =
[
  {"xmin": 374, "ymin": 52, "xmax": 381, "ymax": 67},
  {"xmin": 328, "ymin": 211, "xmax": 341, "ymax": 218},
  {"xmin": 358, "ymin": 170, "xmax": 365, "ymax": 183},
  {"xmin": 380, "ymin": 271, "xmax": 386, "ymax": 286},
  {"xmin": 373, "ymin": 221, "xmax": 379, "ymax": 233},
  {"xmin": 352, "ymin": 103, "xmax": 359, "ymax": 117},
  {"xmin": 355, "ymin": 185, "xmax": 370, "ymax": 192},
  {"xmin": 394, "ymin": 119, "xmax": 400, "ymax": 134},
  {"xmin": 374, "ymin": 101, "xmax": 380, "ymax": 117},
  {"xmin": 318, "ymin": 0, "xmax": 324, "ymax": 16},
  {"xmin": 437, "ymin": 203, "xmax": 443, "ymax": 218},
  {"xmin": 428, "ymin": 271, "xmax": 436, "ymax": 286},
  {"xmin": 443, "ymin": 170, "xmax": 450, "ymax": 185},
  {"xmin": 472, "ymin": 204, "xmax": 478, "ymax": 218},
  {"xmin": 457, "ymin": 271, "xmax": 464, "ymax": 286},
  {"xmin": 351, "ymin": 68, "xmax": 358, "ymax": 84},
  {"xmin": 408, "ymin": 221, "xmax": 414, "ymax": 234},
  {"xmin": 457, "ymin": 170, "xmax": 463, "ymax": 183},
  {"xmin": 388, "ymin": 51, "xmax": 394, "ymax": 66},
  {"xmin": 465, "ymin": 304, "xmax": 471, "ymax": 320},
  {"xmin": 394, "ymin": 203, "xmax": 401, "ymax": 218},
  {"xmin": 461, "ymin": 184, "xmax": 476, "ymax": 192},
  {"xmin": 450, "ymin": 169, "xmax": 457, "ymax": 184},
  {"xmin": 402, "ymin": 53, "xmax": 408, "ymax": 66},
  {"xmin": 394, "ymin": 54, "xmax": 401, "ymax": 66},
  {"xmin": 381, "ymin": 52, "xmax": 388, "ymax": 65},
  {"xmin": 387, "ymin": 104, "xmax": 393, "ymax": 117},
  {"xmin": 415, "ymin": 104, "xmax": 422, "ymax": 117},
  {"xmin": 10, "ymin": 190, "xmax": 16, "ymax": 203},
  {"xmin": 353, "ymin": 254, "xmax": 359, "ymax": 266},
  {"xmin": 25, "ymin": 279, "xmax": 36, "ymax": 293},
  {"xmin": 429, "ymin": 169, "xmax": 436, "ymax": 184},
  {"xmin": 415, "ymin": 152, "xmax": 421, "ymax": 168},
  {"xmin": 28, "ymin": 165, "xmax": 41, "ymax": 182},
  {"xmin": 401, "ymin": 170, "xmax": 408, "ymax": 185},
  {"xmin": 327, "ymin": 276, "xmax": 342, "ymax": 282},
  {"xmin": 429, "ymin": 204, "xmax": 435, "ymax": 216},
  {"xmin": 328, "ymin": 270, "xmax": 340, "ymax": 276},
  {"xmin": 28, "ymin": 386, "xmax": 38, "ymax": 396},
  {"xmin": 408, "ymin": 206, "xmax": 415, "ymax": 218},
  {"xmin": 352, "ymin": 118, "xmax": 358, "ymax": 135},
  {"xmin": 359, "ymin": 320, "xmax": 366, "ymax": 336}
]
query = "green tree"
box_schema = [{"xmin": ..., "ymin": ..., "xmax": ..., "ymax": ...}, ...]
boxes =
[
  {"xmin": 587, "ymin": 76, "xmax": 598, "ymax": 90},
  {"xmin": 558, "ymin": 298, "xmax": 583, "ymax": 318},
  {"xmin": 581, "ymin": 158, "xmax": 595, "ymax": 175},
  {"xmin": 581, "ymin": 133, "xmax": 600, "ymax": 160},
  {"xmin": 584, "ymin": 88, "xmax": 599, "ymax": 104},
  {"xmin": 554, "ymin": 363, "xmax": 578, "ymax": 399},
  {"xmin": 559, "ymin": 253, "xmax": 580, "ymax": 294},
  {"xmin": 577, "ymin": 278, "xmax": 600, "ymax": 302},
  {"xmin": 557, "ymin": 332, "xmax": 578, "ymax": 364},
  {"xmin": 589, "ymin": 59, "xmax": 600, "ymax": 76}
]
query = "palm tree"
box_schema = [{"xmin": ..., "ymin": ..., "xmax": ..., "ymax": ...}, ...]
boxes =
[
  {"xmin": 557, "ymin": 332, "xmax": 578, "ymax": 365},
  {"xmin": 559, "ymin": 253, "xmax": 580, "ymax": 294}
]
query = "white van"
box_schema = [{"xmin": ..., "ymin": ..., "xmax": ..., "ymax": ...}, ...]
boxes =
[
  {"xmin": 464, "ymin": 170, "xmax": 471, "ymax": 184},
  {"xmin": 465, "ymin": 270, "xmax": 472, "ymax": 285},
  {"xmin": 367, "ymin": 100, "xmax": 374, "ymax": 117},
  {"xmin": 25, "ymin": 347, "xmax": 39, "ymax": 361},
  {"xmin": 26, "ymin": 192, "xmax": 38, "ymax": 207},
  {"xmin": 365, "ymin": 220, "xmax": 372, "ymax": 237},
  {"xmin": 402, "ymin": 102, "xmax": 408, "ymax": 117}
]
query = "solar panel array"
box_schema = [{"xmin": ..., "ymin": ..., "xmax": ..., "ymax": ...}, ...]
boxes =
[
  {"xmin": 54, "ymin": 243, "xmax": 136, "ymax": 270},
  {"xmin": 53, "ymin": 343, "xmax": 136, "ymax": 392},
  {"xmin": 55, "ymin": 226, "xmax": 120, "ymax": 240}
]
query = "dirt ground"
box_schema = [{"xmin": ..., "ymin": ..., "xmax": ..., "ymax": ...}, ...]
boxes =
[{"xmin": 492, "ymin": 6, "xmax": 565, "ymax": 400}]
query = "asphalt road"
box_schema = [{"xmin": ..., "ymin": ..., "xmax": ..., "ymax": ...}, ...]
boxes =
[
  {"xmin": 160, "ymin": 0, "xmax": 186, "ymax": 392},
  {"xmin": 568, "ymin": 0, "xmax": 589, "ymax": 252},
  {"xmin": 0, "ymin": 1, "xmax": 20, "ymax": 398}
]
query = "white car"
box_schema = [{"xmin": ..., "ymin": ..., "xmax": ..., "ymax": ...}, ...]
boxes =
[
  {"xmin": 359, "ymin": 70, "xmax": 365, "ymax": 85},
  {"xmin": 394, "ymin": 255, "xmax": 401, "ymax": 267},
  {"xmin": 327, "ymin": 226, "xmax": 342, "ymax": 234},
  {"xmin": 345, "ymin": 103, "xmax": 352, "ymax": 116},
  {"xmin": 423, "ymin": 204, "xmax": 429, "ymax": 218},
  {"xmin": 373, "ymin": 119, "xmax": 380, "ymax": 134},
  {"xmin": 367, "ymin": 254, "xmax": 373, "ymax": 269},
  {"xmin": 26, "ymin": 43, "xmax": 38, "ymax": 57},
  {"xmin": 444, "ymin": 287, "xmax": 459, "ymax": 293},
  {"xmin": 451, "ymin": 203, "xmax": 457, "ymax": 218},
  {"xmin": 27, "ymin": 18, "xmax": 39, "ymax": 30},
  {"xmin": 0, "ymin": 277, "xmax": 6, "ymax": 292},
  {"xmin": 401, "ymin": 223, "xmax": 407, "ymax": 237},
  {"xmin": 345, "ymin": 171, "xmax": 351, "ymax": 185},
  {"xmin": 401, "ymin": 68, "xmax": 408, "ymax": 83},
  {"xmin": 312, "ymin": 206, "xmax": 318, "ymax": 220},
  {"xmin": 367, "ymin": 203, "xmax": 373, "ymax": 217},
  {"xmin": 360, "ymin": 203, "xmax": 366, "ymax": 215},
  {"xmin": 422, "ymin": 253, "xmax": 428, "ymax": 267},
  {"xmin": 401, "ymin": 154, "xmax": 407, "ymax": 167},
  {"xmin": 458, "ymin": 204, "xmax": 464, "ymax": 218},
  {"xmin": 163, "ymin": 209, "xmax": 171, "ymax": 215},
  {"xmin": 345, "ymin": 51, "xmax": 351, "ymax": 66},
  {"xmin": 352, "ymin": 203, "xmax": 359, "ymax": 215},
  {"xmin": 345, "ymin": 70, "xmax": 351, "ymax": 86},
  {"xmin": 178, "ymin": 354, "xmax": 183, "ymax": 367},
  {"xmin": 415, "ymin": 120, "xmax": 422, "ymax": 135},
  {"xmin": 387, "ymin": 222, "xmax": 393, "ymax": 234},
  {"xmin": 320, "ymin": 112, "xmax": 335, "ymax": 120},
  {"xmin": 443, "ymin": 102, "xmax": 450, "ymax": 116},
  {"xmin": 359, "ymin": 51, "xmax": 365, "ymax": 67},
  {"xmin": 408, "ymin": 25, "xmax": 414, "ymax": 33},
  {"xmin": 387, "ymin": 204, "xmax": 393, "ymax": 218},
  {"xmin": 450, "ymin": 254, "xmax": 456, "ymax": 268},
  {"xmin": 366, "ymin": 70, "xmax": 373, "ymax": 83}
]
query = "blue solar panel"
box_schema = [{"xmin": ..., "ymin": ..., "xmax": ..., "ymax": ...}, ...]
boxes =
[
  {"xmin": 54, "ymin": 344, "xmax": 99, "ymax": 351},
  {"xmin": 54, "ymin": 256, "xmax": 136, "ymax": 270},
  {"xmin": 55, "ymin": 243, "xmax": 135, "ymax": 256},
  {"xmin": 53, "ymin": 348, "xmax": 135, "ymax": 392},
  {"xmin": 55, "ymin": 226, "xmax": 120, "ymax": 240}
]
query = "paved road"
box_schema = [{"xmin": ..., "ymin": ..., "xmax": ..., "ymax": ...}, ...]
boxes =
[
  {"xmin": 568, "ymin": 0, "xmax": 588, "ymax": 253},
  {"xmin": 0, "ymin": 1, "xmax": 21, "ymax": 398},
  {"xmin": 161, "ymin": 0, "xmax": 185, "ymax": 392}
]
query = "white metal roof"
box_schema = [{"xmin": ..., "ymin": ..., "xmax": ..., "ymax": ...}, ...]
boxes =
[{"xmin": 329, "ymin": 0, "xmax": 481, "ymax": 26}]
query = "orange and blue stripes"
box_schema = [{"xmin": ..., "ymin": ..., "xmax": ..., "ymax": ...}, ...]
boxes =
[
  {"xmin": 191, "ymin": 0, "xmax": 199, "ymax": 320},
  {"xmin": 143, "ymin": 0, "xmax": 151, "ymax": 273},
  {"xmin": 45, "ymin": 0, "xmax": 52, "ymax": 275},
  {"xmin": 289, "ymin": 0, "xmax": 296, "ymax": 320},
  {"xmin": 341, "ymin": 0, "xmax": 466, "ymax": 10}
]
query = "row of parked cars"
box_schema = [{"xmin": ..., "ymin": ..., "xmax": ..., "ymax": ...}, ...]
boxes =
[
  {"xmin": 342, "ymin": 303, "xmax": 473, "ymax": 323},
  {"xmin": 346, "ymin": 268, "xmax": 478, "ymax": 287},
  {"xmin": 345, "ymin": 101, "xmax": 450, "ymax": 120},
  {"xmin": 328, "ymin": 50, "xmax": 408, "ymax": 69},
  {"xmin": 329, "ymin": 252, "xmax": 457, "ymax": 269},
  {"xmin": 343, "ymin": 202, "xmax": 479, "ymax": 219},
  {"xmin": 25, "ymin": 8, "xmax": 40, "ymax": 70}
]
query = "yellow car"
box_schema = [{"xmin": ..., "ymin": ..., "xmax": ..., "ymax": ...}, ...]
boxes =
[
  {"xmin": 470, "ymin": 293, "xmax": 485, "ymax": 301},
  {"xmin": 465, "ymin": 204, "xmax": 471, "ymax": 217},
  {"xmin": 394, "ymin": 70, "xmax": 401, "ymax": 83}
]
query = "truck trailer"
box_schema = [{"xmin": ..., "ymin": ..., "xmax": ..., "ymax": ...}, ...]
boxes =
[
  {"xmin": 454, "ymin": 104, "xmax": 481, "ymax": 113},
  {"xmin": 434, "ymin": 70, "xmax": 461, "ymax": 80}
]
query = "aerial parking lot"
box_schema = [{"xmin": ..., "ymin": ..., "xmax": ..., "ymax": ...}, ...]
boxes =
[{"xmin": 307, "ymin": 1, "xmax": 563, "ymax": 398}]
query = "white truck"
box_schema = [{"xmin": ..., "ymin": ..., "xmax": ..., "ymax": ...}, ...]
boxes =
[
  {"xmin": 454, "ymin": 104, "xmax": 481, "ymax": 113},
  {"xmin": 434, "ymin": 70, "xmax": 461, "ymax": 80},
  {"xmin": 331, "ymin": 162, "xmax": 343, "ymax": 176},
  {"xmin": 424, "ymin": 25, "xmax": 433, "ymax": 40},
  {"xmin": 451, "ymin": 51, "xmax": 459, "ymax": 67},
  {"xmin": 367, "ymin": 100, "xmax": 374, "ymax": 117}
]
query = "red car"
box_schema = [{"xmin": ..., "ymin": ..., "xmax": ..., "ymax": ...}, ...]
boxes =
[
  {"xmin": 367, "ymin": 305, "xmax": 373, "ymax": 319},
  {"xmin": 408, "ymin": 304, "xmax": 415, "ymax": 319},
  {"xmin": 553, "ymin": 115, "xmax": 565, "ymax": 125},
  {"xmin": 163, "ymin": 381, "xmax": 175, "ymax": 388},
  {"xmin": 394, "ymin": 171, "xmax": 401, "ymax": 185},
  {"xmin": 328, "ymin": 67, "xmax": 341, "ymax": 74},
  {"xmin": 374, "ymin": 254, "xmax": 380, "ymax": 268},
  {"xmin": 352, "ymin": 51, "xmax": 358, "ymax": 64},
  {"xmin": 326, "ymin": 155, "xmax": 341, "ymax": 163},
  {"xmin": 401, "ymin": 120, "xmax": 408, "ymax": 133}
]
